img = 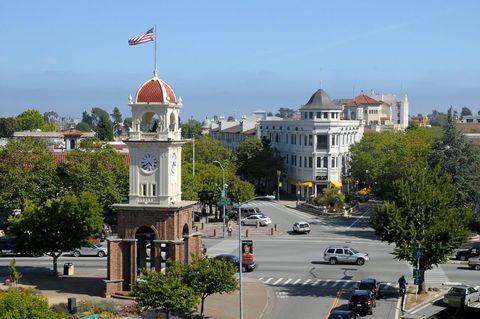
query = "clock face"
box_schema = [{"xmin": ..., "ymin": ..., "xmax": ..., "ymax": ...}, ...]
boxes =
[
  {"xmin": 141, "ymin": 154, "xmax": 158, "ymax": 172},
  {"xmin": 171, "ymin": 152, "xmax": 177, "ymax": 174}
]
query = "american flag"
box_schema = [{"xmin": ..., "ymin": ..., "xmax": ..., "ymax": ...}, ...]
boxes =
[{"xmin": 128, "ymin": 28, "xmax": 154, "ymax": 45}]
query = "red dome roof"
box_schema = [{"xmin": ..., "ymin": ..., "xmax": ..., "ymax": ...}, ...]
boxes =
[{"xmin": 135, "ymin": 77, "xmax": 177, "ymax": 104}]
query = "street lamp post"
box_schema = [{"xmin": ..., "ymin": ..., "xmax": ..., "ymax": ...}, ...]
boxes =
[
  {"xmin": 237, "ymin": 195, "xmax": 275, "ymax": 319},
  {"xmin": 213, "ymin": 160, "xmax": 226, "ymax": 238}
]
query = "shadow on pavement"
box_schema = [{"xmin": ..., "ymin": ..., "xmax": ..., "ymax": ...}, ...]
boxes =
[{"xmin": 0, "ymin": 266, "xmax": 105, "ymax": 297}]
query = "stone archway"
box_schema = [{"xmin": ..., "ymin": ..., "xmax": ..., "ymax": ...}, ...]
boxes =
[{"xmin": 135, "ymin": 226, "xmax": 155, "ymax": 274}]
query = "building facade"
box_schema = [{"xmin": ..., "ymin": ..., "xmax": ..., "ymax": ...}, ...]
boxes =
[{"xmin": 259, "ymin": 89, "xmax": 363, "ymax": 199}]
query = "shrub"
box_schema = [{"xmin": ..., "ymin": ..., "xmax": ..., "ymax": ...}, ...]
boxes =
[{"xmin": 0, "ymin": 289, "xmax": 63, "ymax": 319}]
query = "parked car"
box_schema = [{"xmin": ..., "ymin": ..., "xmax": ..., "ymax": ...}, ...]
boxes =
[
  {"xmin": 468, "ymin": 255, "xmax": 480, "ymax": 270},
  {"xmin": 72, "ymin": 244, "xmax": 108, "ymax": 257},
  {"xmin": 455, "ymin": 246, "xmax": 480, "ymax": 261},
  {"xmin": 0, "ymin": 237, "xmax": 41, "ymax": 257},
  {"xmin": 214, "ymin": 254, "xmax": 257, "ymax": 272},
  {"xmin": 328, "ymin": 310, "xmax": 360, "ymax": 319},
  {"xmin": 443, "ymin": 285, "xmax": 480, "ymax": 307},
  {"xmin": 357, "ymin": 278, "xmax": 380, "ymax": 299},
  {"xmin": 227, "ymin": 206, "xmax": 263, "ymax": 221},
  {"xmin": 240, "ymin": 214, "xmax": 272, "ymax": 226},
  {"xmin": 323, "ymin": 245, "xmax": 369, "ymax": 265},
  {"xmin": 348, "ymin": 289, "xmax": 376, "ymax": 315},
  {"xmin": 293, "ymin": 221, "xmax": 310, "ymax": 234}
]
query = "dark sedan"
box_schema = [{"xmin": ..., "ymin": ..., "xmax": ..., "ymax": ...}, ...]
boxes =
[
  {"xmin": 358, "ymin": 278, "xmax": 380, "ymax": 298},
  {"xmin": 328, "ymin": 310, "xmax": 360, "ymax": 319},
  {"xmin": 214, "ymin": 254, "xmax": 257, "ymax": 272}
]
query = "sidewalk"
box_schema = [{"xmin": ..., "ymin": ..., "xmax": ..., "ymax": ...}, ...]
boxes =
[{"xmin": 0, "ymin": 269, "xmax": 268, "ymax": 319}]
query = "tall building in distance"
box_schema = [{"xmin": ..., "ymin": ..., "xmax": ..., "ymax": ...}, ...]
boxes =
[{"xmin": 368, "ymin": 90, "xmax": 409, "ymax": 130}]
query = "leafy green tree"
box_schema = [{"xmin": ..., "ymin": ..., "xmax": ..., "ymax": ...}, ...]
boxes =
[
  {"xmin": 0, "ymin": 117, "xmax": 18, "ymax": 137},
  {"xmin": 9, "ymin": 258, "xmax": 22, "ymax": 288},
  {"xmin": 43, "ymin": 111, "xmax": 59, "ymax": 125},
  {"xmin": 235, "ymin": 137, "xmax": 284, "ymax": 194},
  {"xmin": 123, "ymin": 117, "xmax": 132, "ymax": 131},
  {"xmin": 371, "ymin": 165, "xmax": 472, "ymax": 293},
  {"xmin": 8, "ymin": 192, "xmax": 103, "ymax": 275},
  {"xmin": 111, "ymin": 107, "xmax": 123, "ymax": 136},
  {"xmin": 181, "ymin": 119, "xmax": 202, "ymax": 138},
  {"xmin": 184, "ymin": 256, "xmax": 238, "ymax": 317},
  {"xmin": 428, "ymin": 110, "xmax": 448, "ymax": 127},
  {"xmin": 349, "ymin": 129, "xmax": 439, "ymax": 199},
  {"xmin": 133, "ymin": 262, "xmax": 199, "ymax": 319},
  {"xmin": 429, "ymin": 108, "xmax": 480, "ymax": 222},
  {"xmin": 0, "ymin": 138, "xmax": 58, "ymax": 212},
  {"xmin": 460, "ymin": 107, "xmax": 472, "ymax": 118},
  {"xmin": 82, "ymin": 111, "xmax": 94, "ymax": 129},
  {"xmin": 16, "ymin": 109, "xmax": 46, "ymax": 131},
  {"xmin": 0, "ymin": 290, "xmax": 63, "ymax": 319},
  {"xmin": 96, "ymin": 114, "xmax": 114, "ymax": 141},
  {"xmin": 182, "ymin": 136, "xmax": 233, "ymax": 167},
  {"xmin": 275, "ymin": 107, "xmax": 296, "ymax": 119},
  {"xmin": 76, "ymin": 121, "xmax": 92, "ymax": 132},
  {"xmin": 57, "ymin": 138, "xmax": 128, "ymax": 213}
]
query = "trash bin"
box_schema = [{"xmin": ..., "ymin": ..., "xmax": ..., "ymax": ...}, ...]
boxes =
[
  {"xmin": 67, "ymin": 297, "xmax": 77, "ymax": 314},
  {"xmin": 63, "ymin": 263, "xmax": 74, "ymax": 276}
]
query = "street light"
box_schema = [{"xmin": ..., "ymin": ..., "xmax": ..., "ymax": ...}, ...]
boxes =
[
  {"xmin": 213, "ymin": 160, "xmax": 226, "ymax": 238},
  {"xmin": 237, "ymin": 195, "xmax": 275, "ymax": 319}
]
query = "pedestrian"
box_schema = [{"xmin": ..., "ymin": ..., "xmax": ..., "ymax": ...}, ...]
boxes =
[
  {"xmin": 398, "ymin": 275, "xmax": 407, "ymax": 289},
  {"xmin": 227, "ymin": 224, "xmax": 232, "ymax": 237}
]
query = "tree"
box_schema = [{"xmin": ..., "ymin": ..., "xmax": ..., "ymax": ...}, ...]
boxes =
[
  {"xmin": 111, "ymin": 107, "xmax": 123, "ymax": 136},
  {"xmin": 0, "ymin": 138, "xmax": 58, "ymax": 212},
  {"xmin": 428, "ymin": 108, "xmax": 480, "ymax": 223},
  {"xmin": 0, "ymin": 117, "xmax": 18, "ymax": 137},
  {"xmin": 123, "ymin": 117, "xmax": 132, "ymax": 132},
  {"xmin": 8, "ymin": 192, "xmax": 103, "ymax": 275},
  {"xmin": 96, "ymin": 114, "xmax": 114, "ymax": 141},
  {"xmin": 16, "ymin": 109, "xmax": 46, "ymax": 131},
  {"xmin": 460, "ymin": 107, "xmax": 472, "ymax": 118},
  {"xmin": 182, "ymin": 136, "xmax": 233, "ymax": 167},
  {"xmin": 275, "ymin": 107, "xmax": 296, "ymax": 119},
  {"xmin": 133, "ymin": 262, "xmax": 198, "ymax": 319},
  {"xmin": 82, "ymin": 111, "xmax": 94, "ymax": 129},
  {"xmin": 181, "ymin": 119, "xmax": 202, "ymax": 139},
  {"xmin": 371, "ymin": 165, "xmax": 472, "ymax": 293},
  {"xmin": 429, "ymin": 110, "xmax": 448, "ymax": 127},
  {"xmin": 57, "ymin": 138, "xmax": 128, "ymax": 213},
  {"xmin": 76, "ymin": 121, "xmax": 92, "ymax": 132},
  {"xmin": 184, "ymin": 256, "xmax": 238, "ymax": 317},
  {"xmin": 43, "ymin": 111, "xmax": 59, "ymax": 125},
  {"xmin": 9, "ymin": 258, "xmax": 22, "ymax": 288},
  {"xmin": 349, "ymin": 129, "xmax": 439, "ymax": 199},
  {"xmin": 235, "ymin": 137, "xmax": 285, "ymax": 194}
]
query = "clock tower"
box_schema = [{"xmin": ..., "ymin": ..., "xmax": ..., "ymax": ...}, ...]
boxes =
[{"xmin": 105, "ymin": 74, "xmax": 202, "ymax": 296}]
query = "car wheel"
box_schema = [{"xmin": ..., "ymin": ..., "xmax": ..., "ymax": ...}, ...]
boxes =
[
  {"xmin": 73, "ymin": 251, "xmax": 81, "ymax": 257},
  {"xmin": 356, "ymin": 258, "xmax": 365, "ymax": 265},
  {"xmin": 369, "ymin": 310, "xmax": 373, "ymax": 315},
  {"xmin": 330, "ymin": 258, "xmax": 337, "ymax": 265},
  {"xmin": 307, "ymin": 230, "xmax": 310, "ymax": 234},
  {"xmin": 475, "ymin": 265, "xmax": 480, "ymax": 271},
  {"xmin": 241, "ymin": 221, "xmax": 245, "ymax": 226},
  {"xmin": 97, "ymin": 251, "xmax": 106, "ymax": 257},
  {"xmin": 467, "ymin": 299, "xmax": 471, "ymax": 306},
  {"xmin": 460, "ymin": 255, "xmax": 467, "ymax": 261}
]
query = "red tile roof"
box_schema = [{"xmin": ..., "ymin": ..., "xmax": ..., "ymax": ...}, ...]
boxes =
[
  {"xmin": 136, "ymin": 78, "xmax": 177, "ymax": 104},
  {"xmin": 344, "ymin": 95, "xmax": 381, "ymax": 106}
]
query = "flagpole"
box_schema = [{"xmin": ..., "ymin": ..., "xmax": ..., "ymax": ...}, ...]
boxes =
[{"xmin": 154, "ymin": 25, "xmax": 158, "ymax": 77}]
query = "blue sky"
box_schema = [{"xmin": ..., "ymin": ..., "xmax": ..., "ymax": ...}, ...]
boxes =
[{"xmin": 1, "ymin": 0, "xmax": 479, "ymax": 121}]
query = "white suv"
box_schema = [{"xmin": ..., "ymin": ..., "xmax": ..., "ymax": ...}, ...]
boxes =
[
  {"xmin": 240, "ymin": 214, "xmax": 272, "ymax": 226},
  {"xmin": 323, "ymin": 245, "xmax": 369, "ymax": 265}
]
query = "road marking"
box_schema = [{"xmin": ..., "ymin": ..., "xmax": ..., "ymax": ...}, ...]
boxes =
[
  {"xmin": 311, "ymin": 279, "xmax": 321, "ymax": 285},
  {"xmin": 293, "ymin": 279, "xmax": 302, "ymax": 285},
  {"xmin": 302, "ymin": 279, "xmax": 311, "ymax": 285},
  {"xmin": 331, "ymin": 281, "xmax": 341, "ymax": 287},
  {"xmin": 259, "ymin": 277, "xmax": 263, "ymax": 281},
  {"xmin": 325, "ymin": 289, "xmax": 344, "ymax": 319},
  {"xmin": 284, "ymin": 278, "xmax": 292, "ymax": 284},
  {"xmin": 342, "ymin": 281, "xmax": 350, "ymax": 287},
  {"xmin": 264, "ymin": 277, "xmax": 273, "ymax": 284},
  {"xmin": 321, "ymin": 280, "xmax": 330, "ymax": 286},
  {"xmin": 345, "ymin": 208, "xmax": 370, "ymax": 231},
  {"xmin": 272, "ymin": 278, "xmax": 283, "ymax": 285}
]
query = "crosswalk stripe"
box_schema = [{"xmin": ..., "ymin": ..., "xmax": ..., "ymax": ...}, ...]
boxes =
[
  {"xmin": 342, "ymin": 281, "xmax": 350, "ymax": 288},
  {"xmin": 284, "ymin": 278, "xmax": 292, "ymax": 284},
  {"xmin": 293, "ymin": 279, "xmax": 302, "ymax": 285},
  {"xmin": 259, "ymin": 277, "xmax": 263, "ymax": 281},
  {"xmin": 272, "ymin": 278, "xmax": 283, "ymax": 285},
  {"xmin": 303, "ymin": 279, "xmax": 311, "ymax": 285},
  {"xmin": 264, "ymin": 277, "xmax": 273, "ymax": 284},
  {"xmin": 312, "ymin": 279, "xmax": 321, "ymax": 285},
  {"xmin": 321, "ymin": 280, "xmax": 330, "ymax": 286},
  {"xmin": 332, "ymin": 281, "xmax": 341, "ymax": 287}
]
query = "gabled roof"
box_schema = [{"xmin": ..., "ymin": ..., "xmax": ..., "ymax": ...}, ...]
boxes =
[
  {"xmin": 300, "ymin": 89, "xmax": 342, "ymax": 110},
  {"xmin": 344, "ymin": 94, "xmax": 381, "ymax": 107}
]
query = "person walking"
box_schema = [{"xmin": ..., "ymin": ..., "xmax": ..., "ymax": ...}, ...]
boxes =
[{"xmin": 227, "ymin": 224, "xmax": 233, "ymax": 237}]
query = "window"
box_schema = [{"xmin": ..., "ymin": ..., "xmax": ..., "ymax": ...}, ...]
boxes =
[
  {"xmin": 291, "ymin": 154, "xmax": 294, "ymax": 165},
  {"xmin": 309, "ymin": 112, "xmax": 313, "ymax": 119},
  {"xmin": 331, "ymin": 135, "xmax": 336, "ymax": 146},
  {"xmin": 308, "ymin": 135, "xmax": 313, "ymax": 146},
  {"xmin": 323, "ymin": 156, "xmax": 328, "ymax": 168},
  {"xmin": 309, "ymin": 157, "xmax": 313, "ymax": 168},
  {"xmin": 299, "ymin": 156, "xmax": 302, "ymax": 167},
  {"xmin": 142, "ymin": 184, "xmax": 147, "ymax": 196},
  {"xmin": 317, "ymin": 134, "xmax": 328, "ymax": 149},
  {"xmin": 294, "ymin": 155, "xmax": 297, "ymax": 166},
  {"xmin": 152, "ymin": 184, "xmax": 156, "ymax": 196},
  {"xmin": 304, "ymin": 157, "xmax": 307, "ymax": 167},
  {"xmin": 317, "ymin": 112, "xmax": 321, "ymax": 118},
  {"xmin": 323, "ymin": 112, "xmax": 328, "ymax": 119},
  {"xmin": 317, "ymin": 157, "xmax": 321, "ymax": 168},
  {"xmin": 335, "ymin": 249, "xmax": 343, "ymax": 254},
  {"xmin": 304, "ymin": 135, "xmax": 308, "ymax": 146},
  {"xmin": 286, "ymin": 155, "xmax": 289, "ymax": 164},
  {"xmin": 327, "ymin": 248, "xmax": 335, "ymax": 253}
]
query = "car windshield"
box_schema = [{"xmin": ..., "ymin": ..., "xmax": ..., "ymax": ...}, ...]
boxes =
[
  {"xmin": 359, "ymin": 282, "xmax": 374, "ymax": 290},
  {"xmin": 299, "ymin": 224, "xmax": 308, "ymax": 228},
  {"xmin": 350, "ymin": 294, "xmax": 367, "ymax": 302}
]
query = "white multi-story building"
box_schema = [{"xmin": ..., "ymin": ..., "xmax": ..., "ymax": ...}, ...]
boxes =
[
  {"xmin": 368, "ymin": 90, "xmax": 409, "ymax": 130},
  {"xmin": 259, "ymin": 89, "xmax": 363, "ymax": 199}
]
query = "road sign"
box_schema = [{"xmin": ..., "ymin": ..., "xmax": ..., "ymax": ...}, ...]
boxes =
[
  {"xmin": 413, "ymin": 269, "xmax": 424, "ymax": 279},
  {"xmin": 414, "ymin": 247, "xmax": 424, "ymax": 258},
  {"xmin": 216, "ymin": 197, "xmax": 231, "ymax": 206}
]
